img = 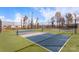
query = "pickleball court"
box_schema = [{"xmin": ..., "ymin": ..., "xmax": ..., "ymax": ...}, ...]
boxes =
[{"xmin": 19, "ymin": 29, "xmax": 69, "ymax": 52}]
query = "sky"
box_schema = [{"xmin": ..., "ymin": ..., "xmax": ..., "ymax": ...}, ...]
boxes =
[{"xmin": 0, "ymin": 7, "xmax": 79, "ymax": 25}]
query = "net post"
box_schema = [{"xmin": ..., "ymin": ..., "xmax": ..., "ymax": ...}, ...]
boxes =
[
  {"xmin": 16, "ymin": 26, "xmax": 19, "ymax": 36},
  {"xmin": 41, "ymin": 24, "xmax": 44, "ymax": 32}
]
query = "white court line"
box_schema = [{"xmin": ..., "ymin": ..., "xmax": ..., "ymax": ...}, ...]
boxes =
[{"xmin": 59, "ymin": 35, "xmax": 73, "ymax": 52}]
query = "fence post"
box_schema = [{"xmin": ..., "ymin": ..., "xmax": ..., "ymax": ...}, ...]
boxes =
[
  {"xmin": 74, "ymin": 19, "xmax": 77, "ymax": 34},
  {"xmin": 0, "ymin": 19, "xmax": 2, "ymax": 32}
]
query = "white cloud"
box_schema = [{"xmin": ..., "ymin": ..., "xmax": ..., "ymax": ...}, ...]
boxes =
[
  {"xmin": 37, "ymin": 8, "xmax": 54, "ymax": 23},
  {"xmin": 34, "ymin": 7, "xmax": 79, "ymax": 24},
  {"xmin": 0, "ymin": 16, "xmax": 5, "ymax": 21},
  {"xmin": 14, "ymin": 13, "xmax": 35, "ymax": 25},
  {"xmin": 14, "ymin": 13, "xmax": 23, "ymax": 22},
  {"xmin": 39, "ymin": 7, "xmax": 79, "ymax": 18},
  {"xmin": 0, "ymin": 16, "xmax": 13, "ymax": 22},
  {"xmin": 13, "ymin": 13, "xmax": 24, "ymax": 25},
  {"xmin": 0, "ymin": 13, "xmax": 23, "ymax": 26},
  {"xmin": 0, "ymin": 13, "xmax": 23, "ymax": 23},
  {"xmin": 33, "ymin": 17, "xmax": 37, "ymax": 24},
  {"xmin": 55, "ymin": 7, "xmax": 79, "ymax": 15},
  {"xmin": 5, "ymin": 18, "xmax": 13, "ymax": 22}
]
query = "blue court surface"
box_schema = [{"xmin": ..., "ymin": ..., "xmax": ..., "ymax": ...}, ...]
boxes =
[{"xmin": 27, "ymin": 33, "xmax": 69, "ymax": 52}]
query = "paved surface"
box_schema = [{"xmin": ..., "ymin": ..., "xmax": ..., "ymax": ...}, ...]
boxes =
[
  {"xmin": 26, "ymin": 33, "xmax": 69, "ymax": 52},
  {"xmin": 20, "ymin": 31, "xmax": 69, "ymax": 52}
]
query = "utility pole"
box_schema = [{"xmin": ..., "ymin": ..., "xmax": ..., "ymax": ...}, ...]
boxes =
[
  {"xmin": 21, "ymin": 18, "xmax": 22, "ymax": 29},
  {"xmin": 31, "ymin": 12, "xmax": 33, "ymax": 29}
]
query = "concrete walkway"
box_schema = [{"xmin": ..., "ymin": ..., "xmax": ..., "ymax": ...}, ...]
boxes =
[{"xmin": 21, "ymin": 32, "xmax": 47, "ymax": 37}]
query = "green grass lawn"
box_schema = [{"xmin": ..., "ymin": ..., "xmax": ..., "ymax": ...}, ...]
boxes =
[
  {"xmin": 0, "ymin": 28, "xmax": 79, "ymax": 52},
  {"xmin": 61, "ymin": 33, "xmax": 79, "ymax": 52},
  {"xmin": 38, "ymin": 28, "xmax": 73, "ymax": 36},
  {"xmin": 0, "ymin": 31, "xmax": 48, "ymax": 52}
]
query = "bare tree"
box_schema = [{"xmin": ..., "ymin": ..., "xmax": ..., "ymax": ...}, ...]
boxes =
[
  {"xmin": 31, "ymin": 18, "xmax": 33, "ymax": 29},
  {"xmin": 36, "ymin": 17, "xmax": 39, "ymax": 29},
  {"xmin": 65, "ymin": 13, "xmax": 73, "ymax": 26},
  {"xmin": 60, "ymin": 16, "xmax": 65, "ymax": 28},
  {"xmin": 23, "ymin": 16, "xmax": 28, "ymax": 29},
  {"xmin": 30, "ymin": 12, "xmax": 34, "ymax": 29},
  {"xmin": 55, "ymin": 12, "xmax": 61, "ymax": 28}
]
